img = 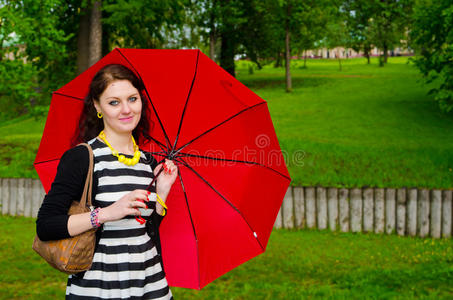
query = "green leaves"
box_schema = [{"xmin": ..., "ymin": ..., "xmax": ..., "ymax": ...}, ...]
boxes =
[{"xmin": 411, "ymin": 0, "xmax": 453, "ymax": 112}]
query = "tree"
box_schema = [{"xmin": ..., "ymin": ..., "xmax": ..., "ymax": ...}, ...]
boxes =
[
  {"xmin": 343, "ymin": 0, "xmax": 375, "ymax": 64},
  {"xmin": 266, "ymin": 0, "xmax": 334, "ymax": 91},
  {"xmin": 103, "ymin": 0, "xmax": 187, "ymax": 49},
  {"xmin": 324, "ymin": 19, "xmax": 348, "ymax": 71},
  {"xmin": 369, "ymin": 0, "xmax": 413, "ymax": 66},
  {"xmin": 411, "ymin": 0, "xmax": 453, "ymax": 112},
  {"xmin": 0, "ymin": 0, "xmax": 71, "ymax": 118}
]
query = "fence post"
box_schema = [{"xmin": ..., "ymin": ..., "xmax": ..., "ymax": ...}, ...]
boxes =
[
  {"xmin": 282, "ymin": 187, "xmax": 294, "ymax": 229},
  {"xmin": 396, "ymin": 188, "xmax": 406, "ymax": 236},
  {"xmin": 374, "ymin": 188, "xmax": 385, "ymax": 234},
  {"xmin": 363, "ymin": 188, "xmax": 374, "ymax": 232},
  {"xmin": 350, "ymin": 188, "xmax": 362, "ymax": 233},
  {"xmin": 305, "ymin": 187, "xmax": 316, "ymax": 229},
  {"xmin": 293, "ymin": 187, "xmax": 305, "ymax": 229},
  {"xmin": 327, "ymin": 188, "xmax": 338, "ymax": 231},
  {"xmin": 442, "ymin": 190, "xmax": 452, "ymax": 238},
  {"xmin": 274, "ymin": 206, "xmax": 283, "ymax": 229},
  {"xmin": 418, "ymin": 189, "xmax": 430, "ymax": 238},
  {"xmin": 32, "ymin": 179, "xmax": 44, "ymax": 218},
  {"xmin": 9, "ymin": 179, "xmax": 18, "ymax": 216},
  {"xmin": 317, "ymin": 187, "xmax": 327, "ymax": 230},
  {"xmin": 24, "ymin": 179, "xmax": 33, "ymax": 217},
  {"xmin": 431, "ymin": 190, "xmax": 442, "ymax": 238},
  {"xmin": 17, "ymin": 178, "xmax": 25, "ymax": 216},
  {"xmin": 407, "ymin": 188, "xmax": 418, "ymax": 237},
  {"xmin": 2, "ymin": 179, "xmax": 10, "ymax": 215},
  {"xmin": 385, "ymin": 188, "xmax": 396, "ymax": 234},
  {"xmin": 0, "ymin": 178, "xmax": 3, "ymax": 214},
  {"xmin": 339, "ymin": 188, "xmax": 349, "ymax": 232}
]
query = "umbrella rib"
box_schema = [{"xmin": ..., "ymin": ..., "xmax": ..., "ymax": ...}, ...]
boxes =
[
  {"xmin": 34, "ymin": 158, "xmax": 61, "ymax": 165},
  {"xmin": 173, "ymin": 102, "xmax": 265, "ymax": 155},
  {"xmin": 52, "ymin": 92, "xmax": 84, "ymax": 101},
  {"xmin": 178, "ymin": 159, "xmax": 265, "ymax": 251},
  {"xmin": 172, "ymin": 50, "xmax": 200, "ymax": 151},
  {"xmin": 176, "ymin": 169, "xmax": 201, "ymax": 287},
  {"xmin": 115, "ymin": 48, "xmax": 171, "ymax": 152},
  {"xmin": 148, "ymin": 136, "xmax": 169, "ymax": 153},
  {"xmin": 147, "ymin": 151, "xmax": 166, "ymax": 156},
  {"xmin": 176, "ymin": 152, "xmax": 291, "ymax": 181}
]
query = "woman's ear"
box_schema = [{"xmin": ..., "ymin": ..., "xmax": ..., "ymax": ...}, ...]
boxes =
[{"xmin": 93, "ymin": 100, "xmax": 101, "ymax": 114}]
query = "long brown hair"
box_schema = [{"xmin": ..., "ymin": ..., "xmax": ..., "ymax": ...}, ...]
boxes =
[{"xmin": 73, "ymin": 64, "xmax": 152, "ymax": 145}]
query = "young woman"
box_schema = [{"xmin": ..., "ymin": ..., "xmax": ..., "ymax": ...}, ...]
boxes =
[{"xmin": 36, "ymin": 64, "xmax": 177, "ymax": 299}]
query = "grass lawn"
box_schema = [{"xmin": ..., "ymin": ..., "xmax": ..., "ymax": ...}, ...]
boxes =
[
  {"xmin": 236, "ymin": 57, "xmax": 453, "ymax": 189},
  {"xmin": 0, "ymin": 56, "xmax": 452, "ymax": 188},
  {"xmin": 1, "ymin": 215, "xmax": 452, "ymax": 299}
]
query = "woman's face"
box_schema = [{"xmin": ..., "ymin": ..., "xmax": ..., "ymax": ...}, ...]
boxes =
[{"xmin": 94, "ymin": 79, "xmax": 142, "ymax": 136}]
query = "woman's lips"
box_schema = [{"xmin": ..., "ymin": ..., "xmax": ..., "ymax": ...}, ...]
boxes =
[{"xmin": 119, "ymin": 116, "xmax": 133, "ymax": 122}]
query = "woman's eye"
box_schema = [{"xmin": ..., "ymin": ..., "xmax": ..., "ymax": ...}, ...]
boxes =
[
  {"xmin": 129, "ymin": 96, "xmax": 137, "ymax": 102},
  {"xmin": 109, "ymin": 100, "xmax": 119, "ymax": 106}
]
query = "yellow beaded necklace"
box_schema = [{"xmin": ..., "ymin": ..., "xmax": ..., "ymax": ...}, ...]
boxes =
[{"xmin": 98, "ymin": 131, "xmax": 141, "ymax": 166}]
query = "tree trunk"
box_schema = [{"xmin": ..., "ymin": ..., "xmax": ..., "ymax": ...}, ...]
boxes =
[
  {"xmin": 285, "ymin": 29, "xmax": 292, "ymax": 92},
  {"xmin": 209, "ymin": 30, "xmax": 216, "ymax": 61},
  {"xmin": 208, "ymin": 0, "xmax": 216, "ymax": 61},
  {"xmin": 220, "ymin": 30, "xmax": 235, "ymax": 77},
  {"xmin": 304, "ymin": 53, "xmax": 307, "ymax": 68},
  {"xmin": 383, "ymin": 42, "xmax": 388, "ymax": 63},
  {"xmin": 274, "ymin": 51, "xmax": 282, "ymax": 68},
  {"xmin": 77, "ymin": 6, "xmax": 90, "ymax": 75},
  {"xmin": 364, "ymin": 45, "xmax": 370, "ymax": 64},
  {"xmin": 88, "ymin": 0, "xmax": 102, "ymax": 67},
  {"xmin": 285, "ymin": 3, "xmax": 292, "ymax": 93}
]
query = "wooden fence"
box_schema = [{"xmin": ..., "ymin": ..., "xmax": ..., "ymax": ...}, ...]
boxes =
[
  {"xmin": 1, "ymin": 178, "xmax": 452, "ymax": 238},
  {"xmin": 0, "ymin": 178, "xmax": 45, "ymax": 218},
  {"xmin": 275, "ymin": 186, "xmax": 453, "ymax": 238}
]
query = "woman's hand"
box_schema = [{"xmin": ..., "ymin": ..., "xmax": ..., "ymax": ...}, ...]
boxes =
[
  {"xmin": 154, "ymin": 159, "xmax": 178, "ymax": 214},
  {"xmin": 98, "ymin": 189, "xmax": 149, "ymax": 223}
]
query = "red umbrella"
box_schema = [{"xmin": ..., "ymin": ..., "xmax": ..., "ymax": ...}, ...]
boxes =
[{"xmin": 35, "ymin": 48, "xmax": 291, "ymax": 289}]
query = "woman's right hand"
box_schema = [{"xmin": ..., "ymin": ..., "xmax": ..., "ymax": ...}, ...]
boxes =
[{"xmin": 98, "ymin": 189, "xmax": 149, "ymax": 223}]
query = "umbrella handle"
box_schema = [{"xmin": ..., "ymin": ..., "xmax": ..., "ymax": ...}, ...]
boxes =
[
  {"xmin": 137, "ymin": 165, "xmax": 164, "ymax": 224},
  {"xmin": 146, "ymin": 165, "xmax": 165, "ymax": 191}
]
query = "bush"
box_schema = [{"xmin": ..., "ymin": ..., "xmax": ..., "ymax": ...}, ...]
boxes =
[{"xmin": 411, "ymin": 0, "xmax": 453, "ymax": 112}]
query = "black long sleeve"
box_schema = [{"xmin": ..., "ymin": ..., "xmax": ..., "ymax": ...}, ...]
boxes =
[{"xmin": 36, "ymin": 145, "xmax": 91, "ymax": 241}]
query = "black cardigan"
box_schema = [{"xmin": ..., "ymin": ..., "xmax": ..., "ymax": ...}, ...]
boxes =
[{"xmin": 36, "ymin": 145, "xmax": 165, "ymax": 256}]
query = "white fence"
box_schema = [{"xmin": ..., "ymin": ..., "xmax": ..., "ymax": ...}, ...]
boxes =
[
  {"xmin": 0, "ymin": 178, "xmax": 45, "ymax": 218},
  {"xmin": 1, "ymin": 178, "xmax": 452, "ymax": 238},
  {"xmin": 275, "ymin": 187, "xmax": 453, "ymax": 238}
]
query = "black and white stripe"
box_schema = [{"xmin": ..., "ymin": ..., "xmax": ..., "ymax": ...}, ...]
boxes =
[{"xmin": 66, "ymin": 138, "xmax": 172, "ymax": 300}]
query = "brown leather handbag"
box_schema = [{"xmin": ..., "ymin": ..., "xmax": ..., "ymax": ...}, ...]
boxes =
[{"xmin": 33, "ymin": 143, "xmax": 97, "ymax": 274}]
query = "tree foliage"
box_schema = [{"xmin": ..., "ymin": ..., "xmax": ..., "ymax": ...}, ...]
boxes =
[
  {"xmin": 0, "ymin": 0, "xmax": 71, "ymax": 119},
  {"xmin": 411, "ymin": 0, "xmax": 453, "ymax": 112},
  {"xmin": 103, "ymin": 0, "xmax": 188, "ymax": 49}
]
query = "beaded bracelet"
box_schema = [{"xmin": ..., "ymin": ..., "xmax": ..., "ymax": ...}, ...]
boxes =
[
  {"xmin": 90, "ymin": 207, "xmax": 101, "ymax": 228},
  {"xmin": 156, "ymin": 193, "xmax": 167, "ymax": 216}
]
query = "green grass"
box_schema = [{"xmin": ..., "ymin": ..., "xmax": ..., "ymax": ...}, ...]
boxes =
[
  {"xmin": 236, "ymin": 57, "xmax": 453, "ymax": 189},
  {"xmin": 1, "ymin": 57, "xmax": 453, "ymax": 188},
  {"xmin": 0, "ymin": 116, "xmax": 45, "ymax": 178},
  {"xmin": 1, "ymin": 215, "xmax": 452, "ymax": 299}
]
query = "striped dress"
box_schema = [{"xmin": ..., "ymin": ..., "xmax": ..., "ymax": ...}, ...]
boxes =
[{"xmin": 65, "ymin": 138, "xmax": 173, "ymax": 300}]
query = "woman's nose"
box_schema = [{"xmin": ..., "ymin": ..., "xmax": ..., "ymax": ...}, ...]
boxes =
[{"xmin": 121, "ymin": 102, "xmax": 131, "ymax": 114}]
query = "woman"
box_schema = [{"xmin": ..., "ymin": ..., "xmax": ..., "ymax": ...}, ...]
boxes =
[{"xmin": 36, "ymin": 64, "xmax": 177, "ymax": 299}]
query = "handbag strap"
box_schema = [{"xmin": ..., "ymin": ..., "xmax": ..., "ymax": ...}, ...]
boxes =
[{"xmin": 77, "ymin": 143, "xmax": 94, "ymax": 208}]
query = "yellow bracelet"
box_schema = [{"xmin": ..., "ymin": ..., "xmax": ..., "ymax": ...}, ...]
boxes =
[{"xmin": 156, "ymin": 193, "xmax": 168, "ymax": 213}]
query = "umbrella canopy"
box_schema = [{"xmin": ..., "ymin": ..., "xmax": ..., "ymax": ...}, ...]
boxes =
[{"xmin": 35, "ymin": 48, "xmax": 291, "ymax": 289}]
